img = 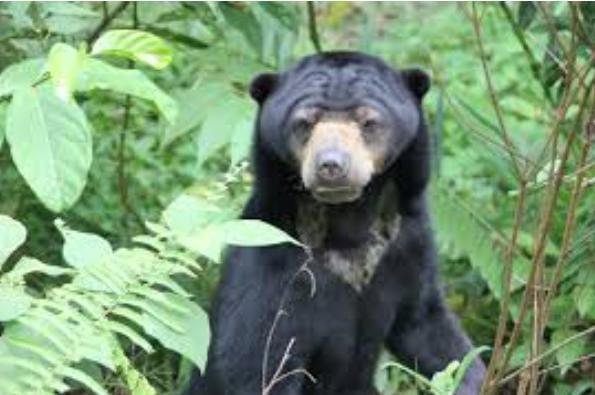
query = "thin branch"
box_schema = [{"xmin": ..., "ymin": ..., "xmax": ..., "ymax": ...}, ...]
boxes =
[
  {"xmin": 307, "ymin": 2, "xmax": 323, "ymax": 53},
  {"xmin": 497, "ymin": 2, "xmax": 554, "ymax": 106},
  {"xmin": 468, "ymin": 3, "xmax": 524, "ymax": 182},
  {"xmin": 87, "ymin": 1, "xmax": 130, "ymax": 45}
]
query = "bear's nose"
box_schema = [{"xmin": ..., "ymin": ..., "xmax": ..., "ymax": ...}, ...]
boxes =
[{"xmin": 316, "ymin": 149, "xmax": 350, "ymax": 182}]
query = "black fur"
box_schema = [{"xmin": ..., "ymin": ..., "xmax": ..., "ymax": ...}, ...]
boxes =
[{"xmin": 186, "ymin": 52, "xmax": 485, "ymax": 395}]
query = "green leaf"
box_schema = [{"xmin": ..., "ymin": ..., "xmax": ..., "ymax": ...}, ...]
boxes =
[
  {"xmin": 161, "ymin": 82, "xmax": 229, "ymax": 148},
  {"xmin": 60, "ymin": 365, "xmax": 109, "ymax": 395},
  {"xmin": 0, "ymin": 103, "xmax": 6, "ymax": 151},
  {"xmin": 48, "ymin": 43, "xmax": 85, "ymax": 101},
  {"xmin": 0, "ymin": 58, "xmax": 46, "ymax": 97},
  {"xmin": 222, "ymin": 220, "xmax": 302, "ymax": 247},
  {"xmin": 195, "ymin": 103, "xmax": 237, "ymax": 167},
  {"xmin": 218, "ymin": 3, "xmax": 262, "ymax": 54},
  {"xmin": 141, "ymin": 294, "xmax": 210, "ymax": 370},
  {"xmin": 55, "ymin": 220, "xmax": 113, "ymax": 268},
  {"xmin": 517, "ymin": 2, "xmax": 537, "ymax": 30},
  {"xmin": 178, "ymin": 219, "xmax": 301, "ymax": 263},
  {"xmin": 8, "ymin": 256, "xmax": 73, "ymax": 279},
  {"xmin": 0, "ymin": 215, "xmax": 27, "ymax": 269},
  {"xmin": 230, "ymin": 116, "xmax": 253, "ymax": 166},
  {"xmin": 92, "ymin": 29, "xmax": 173, "ymax": 70},
  {"xmin": 575, "ymin": 286, "xmax": 595, "ymax": 319},
  {"xmin": 77, "ymin": 58, "xmax": 177, "ymax": 123},
  {"xmin": 0, "ymin": 285, "xmax": 32, "ymax": 321},
  {"xmin": 6, "ymin": 87, "xmax": 92, "ymax": 212},
  {"xmin": 552, "ymin": 329, "xmax": 587, "ymax": 376},
  {"xmin": 257, "ymin": 3, "xmax": 299, "ymax": 32},
  {"xmin": 163, "ymin": 194, "xmax": 222, "ymax": 237}
]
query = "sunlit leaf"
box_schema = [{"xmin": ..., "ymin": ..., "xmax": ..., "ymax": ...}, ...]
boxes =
[
  {"xmin": 77, "ymin": 58, "xmax": 177, "ymax": 123},
  {"xmin": 0, "ymin": 58, "xmax": 46, "ymax": 97},
  {"xmin": 48, "ymin": 43, "xmax": 85, "ymax": 101},
  {"xmin": 141, "ymin": 294, "xmax": 210, "ymax": 370},
  {"xmin": 55, "ymin": 219, "xmax": 113, "ymax": 268},
  {"xmin": 92, "ymin": 29, "xmax": 173, "ymax": 70},
  {"xmin": 0, "ymin": 285, "xmax": 32, "ymax": 321},
  {"xmin": 0, "ymin": 215, "xmax": 27, "ymax": 269},
  {"xmin": 6, "ymin": 87, "xmax": 92, "ymax": 212}
]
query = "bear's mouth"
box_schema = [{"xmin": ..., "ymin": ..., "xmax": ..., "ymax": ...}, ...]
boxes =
[{"xmin": 311, "ymin": 186, "xmax": 362, "ymax": 204}]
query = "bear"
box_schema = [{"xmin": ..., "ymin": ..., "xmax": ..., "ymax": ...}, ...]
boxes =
[{"xmin": 186, "ymin": 51, "xmax": 486, "ymax": 395}]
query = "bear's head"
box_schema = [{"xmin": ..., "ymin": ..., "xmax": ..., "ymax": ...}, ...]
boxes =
[{"xmin": 250, "ymin": 52, "xmax": 430, "ymax": 205}]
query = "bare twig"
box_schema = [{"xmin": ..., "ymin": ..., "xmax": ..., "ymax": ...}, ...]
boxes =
[
  {"xmin": 307, "ymin": 2, "xmax": 323, "ymax": 53},
  {"xmin": 87, "ymin": 1, "xmax": 130, "ymax": 45}
]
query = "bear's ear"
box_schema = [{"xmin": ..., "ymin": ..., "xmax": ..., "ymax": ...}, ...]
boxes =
[
  {"xmin": 402, "ymin": 68, "xmax": 431, "ymax": 99},
  {"xmin": 249, "ymin": 73, "xmax": 279, "ymax": 104}
]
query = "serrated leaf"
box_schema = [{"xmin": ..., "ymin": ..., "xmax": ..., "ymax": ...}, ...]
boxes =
[
  {"xmin": 55, "ymin": 220, "xmax": 113, "ymax": 268},
  {"xmin": 77, "ymin": 58, "xmax": 177, "ymax": 123},
  {"xmin": 0, "ymin": 285, "xmax": 32, "ymax": 321},
  {"xmin": 0, "ymin": 58, "xmax": 46, "ymax": 97},
  {"xmin": 0, "ymin": 215, "xmax": 27, "ymax": 269},
  {"xmin": 6, "ymin": 87, "xmax": 92, "ymax": 212},
  {"xmin": 141, "ymin": 294, "xmax": 210, "ymax": 370},
  {"xmin": 48, "ymin": 43, "xmax": 85, "ymax": 101},
  {"xmin": 92, "ymin": 29, "xmax": 173, "ymax": 70}
]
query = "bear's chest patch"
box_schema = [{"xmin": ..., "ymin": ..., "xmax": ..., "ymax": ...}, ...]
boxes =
[{"xmin": 296, "ymin": 201, "xmax": 400, "ymax": 293}]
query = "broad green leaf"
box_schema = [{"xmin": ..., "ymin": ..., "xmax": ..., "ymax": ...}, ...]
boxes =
[
  {"xmin": 162, "ymin": 82, "xmax": 229, "ymax": 148},
  {"xmin": 0, "ymin": 285, "xmax": 32, "ymax": 321},
  {"xmin": 257, "ymin": 3, "xmax": 299, "ymax": 32},
  {"xmin": 218, "ymin": 3, "xmax": 262, "ymax": 54},
  {"xmin": 222, "ymin": 220, "xmax": 302, "ymax": 247},
  {"xmin": 141, "ymin": 294, "xmax": 210, "ymax": 370},
  {"xmin": 92, "ymin": 29, "xmax": 173, "ymax": 70},
  {"xmin": 552, "ymin": 329, "xmax": 587, "ymax": 376},
  {"xmin": 179, "ymin": 219, "xmax": 301, "ymax": 263},
  {"xmin": 77, "ymin": 58, "xmax": 177, "ymax": 123},
  {"xmin": 0, "ymin": 58, "xmax": 46, "ymax": 97},
  {"xmin": 196, "ymin": 103, "xmax": 237, "ymax": 167},
  {"xmin": 7, "ymin": 256, "xmax": 73, "ymax": 279},
  {"xmin": 0, "ymin": 215, "xmax": 27, "ymax": 269},
  {"xmin": 6, "ymin": 87, "xmax": 92, "ymax": 212},
  {"xmin": 230, "ymin": 116, "xmax": 253, "ymax": 166},
  {"xmin": 55, "ymin": 219, "xmax": 113, "ymax": 268},
  {"xmin": 48, "ymin": 43, "xmax": 85, "ymax": 101},
  {"xmin": 41, "ymin": 2, "xmax": 99, "ymax": 18},
  {"xmin": 163, "ymin": 194, "xmax": 222, "ymax": 237},
  {"xmin": 196, "ymin": 98, "xmax": 252, "ymax": 167}
]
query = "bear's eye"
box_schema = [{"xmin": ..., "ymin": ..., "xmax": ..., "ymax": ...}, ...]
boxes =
[
  {"xmin": 293, "ymin": 118, "xmax": 313, "ymax": 141},
  {"xmin": 361, "ymin": 119, "xmax": 380, "ymax": 133}
]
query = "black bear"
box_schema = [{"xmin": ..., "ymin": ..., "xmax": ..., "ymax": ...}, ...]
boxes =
[{"xmin": 189, "ymin": 52, "xmax": 486, "ymax": 395}]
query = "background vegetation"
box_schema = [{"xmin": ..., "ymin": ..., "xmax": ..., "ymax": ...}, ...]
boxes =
[{"xmin": 0, "ymin": 2, "xmax": 593, "ymax": 395}]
